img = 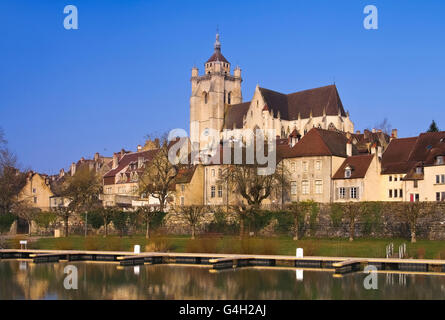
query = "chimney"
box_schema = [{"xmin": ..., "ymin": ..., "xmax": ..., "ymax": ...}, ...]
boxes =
[
  {"xmin": 372, "ymin": 128, "xmax": 376, "ymax": 133},
  {"xmin": 94, "ymin": 152, "xmax": 99, "ymax": 161},
  {"xmin": 112, "ymin": 153, "xmax": 118, "ymax": 169},
  {"xmin": 70, "ymin": 162, "xmax": 76, "ymax": 176},
  {"xmin": 346, "ymin": 140, "xmax": 352, "ymax": 157},
  {"xmin": 137, "ymin": 145, "xmax": 142, "ymax": 152},
  {"xmin": 377, "ymin": 145, "xmax": 383, "ymax": 159},
  {"xmin": 391, "ymin": 129, "xmax": 398, "ymax": 139},
  {"xmin": 356, "ymin": 130, "xmax": 361, "ymax": 135}
]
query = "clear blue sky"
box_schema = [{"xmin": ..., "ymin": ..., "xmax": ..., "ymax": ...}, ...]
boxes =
[{"xmin": 0, "ymin": 0, "xmax": 444, "ymax": 174}]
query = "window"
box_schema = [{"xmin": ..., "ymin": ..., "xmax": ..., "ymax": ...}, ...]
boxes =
[
  {"xmin": 33, "ymin": 197, "xmax": 37, "ymax": 204},
  {"xmin": 181, "ymin": 185, "xmax": 185, "ymax": 192},
  {"xmin": 180, "ymin": 197, "xmax": 185, "ymax": 205},
  {"xmin": 437, "ymin": 156, "xmax": 444, "ymax": 165},
  {"xmin": 32, "ymin": 188, "xmax": 36, "ymax": 194},
  {"xmin": 291, "ymin": 181, "xmax": 297, "ymax": 195},
  {"xmin": 339, "ymin": 187, "xmax": 346, "ymax": 199},
  {"xmin": 291, "ymin": 162, "xmax": 296, "ymax": 173},
  {"xmin": 228, "ymin": 92, "xmax": 231, "ymax": 105},
  {"xmin": 315, "ymin": 180, "xmax": 323, "ymax": 194},
  {"xmin": 211, "ymin": 186, "xmax": 216, "ymax": 198},
  {"xmin": 218, "ymin": 185, "xmax": 223, "ymax": 198},
  {"xmin": 436, "ymin": 175, "xmax": 440, "ymax": 184},
  {"xmin": 416, "ymin": 167, "xmax": 423, "ymax": 174},
  {"xmin": 399, "ymin": 189, "xmax": 403, "ymax": 198},
  {"xmin": 389, "ymin": 176, "xmax": 392, "ymax": 182},
  {"xmin": 414, "ymin": 180, "xmax": 418, "ymax": 188},
  {"xmin": 345, "ymin": 169, "xmax": 352, "ymax": 178},
  {"xmin": 394, "ymin": 189, "xmax": 398, "ymax": 198},
  {"xmin": 315, "ymin": 160, "xmax": 322, "ymax": 171},
  {"xmin": 303, "ymin": 161, "xmax": 308, "ymax": 172},
  {"xmin": 203, "ymin": 92, "xmax": 208, "ymax": 104},
  {"xmin": 442, "ymin": 174, "xmax": 445, "ymax": 184},
  {"xmin": 415, "ymin": 194, "xmax": 420, "ymax": 202},
  {"xmin": 389, "ymin": 189, "xmax": 393, "ymax": 198},
  {"xmin": 302, "ymin": 180, "xmax": 309, "ymax": 194},
  {"xmin": 350, "ymin": 187, "xmax": 358, "ymax": 199},
  {"xmin": 394, "ymin": 176, "xmax": 398, "ymax": 182},
  {"xmin": 218, "ymin": 169, "xmax": 222, "ymax": 177},
  {"xmin": 437, "ymin": 192, "xmax": 441, "ymax": 202}
]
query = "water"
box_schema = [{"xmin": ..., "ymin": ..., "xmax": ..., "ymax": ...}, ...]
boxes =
[{"xmin": 1, "ymin": 260, "xmax": 445, "ymax": 300}]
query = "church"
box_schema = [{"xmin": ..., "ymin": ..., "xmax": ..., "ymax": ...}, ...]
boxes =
[{"xmin": 189, "ymin": 33, "xmax": 355, "ymax": 149}]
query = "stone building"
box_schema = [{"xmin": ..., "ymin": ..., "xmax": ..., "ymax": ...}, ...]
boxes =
[{"xmin": 190, "ymin": 33, "xmax": 354, "ymax": 151}]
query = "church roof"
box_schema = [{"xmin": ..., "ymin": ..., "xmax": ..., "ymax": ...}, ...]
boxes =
[
  {"xmin": 206, "ymin": 50, "xmax": 229, "ymax": 63},
  {"xmin": 224, "ymin": 85, "xmax": 347, "ymax": 128}
]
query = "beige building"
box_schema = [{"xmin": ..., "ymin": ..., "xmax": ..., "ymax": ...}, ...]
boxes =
[
  {"xmin": 102, "ymin": 148, "xmax": 160, "ymax": 207},
  {"xmin": 18, "ymin": 171, "xmax": 55, "ymax": 211},
  {"xmin": 174, "ymin": 165, "xmax": 205, "ymax": 206},
  {"xmin": 381, "ymin": 131, "xmax": 445, "ymax": 202}
]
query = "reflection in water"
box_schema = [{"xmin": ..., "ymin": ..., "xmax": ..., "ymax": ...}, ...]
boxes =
[{"xmin": 1, "ymin": 260, "xmax": 445, "ymax": 300}]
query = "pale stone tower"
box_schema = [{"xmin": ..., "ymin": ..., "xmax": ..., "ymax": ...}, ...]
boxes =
[{"xmin": 190, "ymin": 33, "xmax": 242, "ymax": 149}]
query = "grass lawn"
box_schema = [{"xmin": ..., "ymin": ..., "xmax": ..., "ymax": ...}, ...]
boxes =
[{"xmin": 6, "ymin": 235, "xmax": 445, "ymax": 260}]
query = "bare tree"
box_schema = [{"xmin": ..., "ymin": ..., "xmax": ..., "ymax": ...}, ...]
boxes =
[
  {"xmin": 136, "ymin": 205, "xmax": 161, "ymax": 239},
  {"xmin": 97, "ymin": 207, "xmax": 115, "ymax": 237},
  {"xmin": 175, "ymin": 205, "xmax": 206, "ymax": 239},
  {"xmin": 0, "ymin": 147, "xmax": 26, "ymax": 215},
  {"xmin": 61, "ymin": 166, "xmax": 103, "ymax": 233},
  {"xmin": 287, "ymin": 200, "xmax": 318, "ymax": 240},
  {"xmin": 374, "ymin": 118, "xmax": 392, "ymax": 135},
  {"xmin": 139, "ymin": 134, "xmax": 181, "ymax": 213},
  {"xmin": 221, "ymin": 161, "xmax": 289, "ymax": 209},
  {"xmin": 394, "ymin": 202, "xmax": 435, "ymax": 243},
  {"xmin": 53, "ymin": 206, "xmax": 73, "ymax": 237},
  {"xmin": 229, "ymin": 202, "xmax": 252, "ymax": 238},
  {"xmin": 332, "ymin": 202, "xmax": 367, "ymax": 241}
]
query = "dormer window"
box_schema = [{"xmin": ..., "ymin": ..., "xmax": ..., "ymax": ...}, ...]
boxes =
[
  {"xmin": 416, "ymin": 167, "xmax": 423, "ymax": 174},
  {"xmin": 345, "ymin": 166, "xmax": 352, "ymax": 178},
  {"xmin": 437, "ymin": 156, "xmax": 444, "ymax": 165}
]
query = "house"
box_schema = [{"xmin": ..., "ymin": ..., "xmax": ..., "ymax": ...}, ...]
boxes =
[
  {"xmin": 332, "ymin": 154, "xmax": 381, "ymax": 202},
  {"xmin": 278, "ymin": 128, "xmax": 359, "ymax": 203},
  {"xmin": 101, "ymin": 147, "xmax": 160, "ymax": 207},
  {"xmin": 174, "ymin": 165, "xmax": 205, "ymax": 206}
]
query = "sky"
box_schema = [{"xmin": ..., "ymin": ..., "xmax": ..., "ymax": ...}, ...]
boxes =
[{"xmin": 0, "ymin": 0, "xmax": 444, "ymax": 174}]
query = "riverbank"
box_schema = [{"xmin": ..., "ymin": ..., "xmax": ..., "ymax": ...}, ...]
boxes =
[{"xmin": 4, "ymin": 235, "xmax": 445, "ymax": 259}]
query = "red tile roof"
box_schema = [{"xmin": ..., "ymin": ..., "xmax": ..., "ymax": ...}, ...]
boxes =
[
  {"xmin": 332, "ymin": 154, "xmax": 374, "ymax": 179},
  {"xmin": 278, "ymin": 128, "xmax": 357, "ymax": 159},
  {"xmin": 103, "ymin": 149, "xmax": 159, "ymax": 179}
]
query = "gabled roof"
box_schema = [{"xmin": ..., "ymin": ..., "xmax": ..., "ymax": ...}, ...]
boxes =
[
  {"xmin": 332, "ymin": 154, "xmax": 374, "ymax": 180},
  {"xmin": 278, "ymin": 128, "xmax": 357, "ymax": 159},
  {"xmin": 103, "ymin": 149, "xmax": 159, "ymax": 179},
  {"xmin": 224, "ymin": 84, "xmax": 347, "ymax": 127},
  {"xmin": 381, "ymin": 137, "xmax": 417, "ymax": 174},
  {"xmin": 175, "ymin": 166, "xmax": 197, "ymax": 184},
  {"xmin": 224, "ymin": 102, "xmax": 250, "ymax": 129},
  {"xmin": 381, "ymin": 132, "xmax": 445, "ymax": 174}
]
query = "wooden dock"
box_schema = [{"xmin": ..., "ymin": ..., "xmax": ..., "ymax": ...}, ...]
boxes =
[{"xmin": 2, "ymin": 249, "xmax": 445, "ymax": 275}]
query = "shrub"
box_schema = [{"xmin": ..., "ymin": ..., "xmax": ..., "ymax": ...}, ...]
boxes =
[
  {"xmin": 275, "ymin": 210, "xmax": 293, "ymax": 235},
  {"xmin": 111, "ymin": 210, "xmax": 129, "ymax": 237},
  {"xmin": 145, "ymin": 237, "xmax": 175, "ymax": 252},
  {"xmin": 330, "ymin": 204, "xmax": 344, "ymax": 228},
  {"xmin": 35, "ymin": 211, "xmax": 57, "ymax": 235},
  {"xmin": 0, "ymin": 213, "xmax": 16, "ymax": 234}
]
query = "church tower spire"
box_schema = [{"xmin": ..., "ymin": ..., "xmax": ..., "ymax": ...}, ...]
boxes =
[{"xmin": 190, "ymin": 33, "xmax": 243, "ymax": 149}]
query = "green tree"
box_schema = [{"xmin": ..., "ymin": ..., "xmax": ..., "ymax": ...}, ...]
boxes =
[
  {"xmin": 428, "ymin": 120, "xmax": 439, "ymax": 132},
  {"xmin": 35, "ymin": 211, "xmax": 58, "ymax": 235},
  {"xmin": 111, "ymin": 210, "xmax": 129, "ymax": 237}
]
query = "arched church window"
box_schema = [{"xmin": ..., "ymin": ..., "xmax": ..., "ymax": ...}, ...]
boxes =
[
  {"xmin": 228, "ymin": 92, "xmax": 231, "ymax": 105},
  {"xmin": 328, "ymin": 123, "xmax": 336, "ymax": 131},
  {"xmin": 203, "ymin": 92, "xmax": 208, "ymax": 104}
]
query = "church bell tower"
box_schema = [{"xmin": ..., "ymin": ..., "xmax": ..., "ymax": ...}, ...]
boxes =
[{"xmin": 190, "ymin": 33, "xmax": 243, "ymax": 149}]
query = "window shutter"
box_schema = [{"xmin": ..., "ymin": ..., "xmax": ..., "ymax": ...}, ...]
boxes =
[
  {"xmin": 335, "ymin": 188, "xmax": 339, "ymax": 200},
  {"xmin": 356, "ymin": 187, "xmax": 360, "ymax": 199},
  {"xmin": 346, "ymin": 187, "xmax": 350, "ymax": 200}
]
